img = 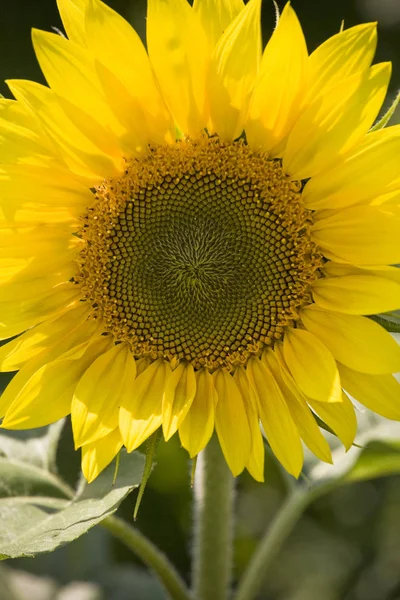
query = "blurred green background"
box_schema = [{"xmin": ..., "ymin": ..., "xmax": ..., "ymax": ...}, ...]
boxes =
[{"xmin": 0, "ymin": 1, "xmax": 400, "ymax": 599}]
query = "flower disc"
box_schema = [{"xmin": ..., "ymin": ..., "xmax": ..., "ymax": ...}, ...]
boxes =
[{"xmin": 79, "ymin": 138, "xmax": 321, "ymax": 369}]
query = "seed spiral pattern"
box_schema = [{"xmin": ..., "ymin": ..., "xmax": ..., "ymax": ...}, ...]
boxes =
[{"xmin": 78, "ymin": 137, "xmax": 322, "ymax": 370}]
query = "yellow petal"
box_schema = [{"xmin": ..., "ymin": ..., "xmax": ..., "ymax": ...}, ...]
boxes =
[
  {"xmin": 136, "ymin": 357, "xmax": 152, "ymax": 376},
  {"xmin": 323, "ymin": 262, "xmax": 400, "ymax": 285},
  {"xmin": 1, "ymin": 336, "xmax": 112, "ymax": 429},
  {"xmin": 147, "ymin": 0, "xmax": 209, "ymax": 136},
  {"xmin": 0, "ymin": 256, "xmax": 75, "ymax": 289},
  {"xmin": 81, "ymin": 429, "xmax": 123, "ymax": 483},
  {"xmin": 247, "ymin": 356, "xmax": 303, "ymax": 477},
  {"xmin": 0, "ymin": 99, "xmax": 54, "ymax": 166},
  {"xmin": 246, "ymin": 444, "xmax": 264, "ymax": 482},
  {"xmin": 283, "ymin": 328, "xmax": 341, "ymax": 402},
  {"xmin": 305, "ymin": 23, "xmax": 377, "ymax": 102},
  {"xmin": 308, "ymin": 393, "xmax": 357, "ymax": 451},
  {"xmin": 0, "ymin": 225, "xmax": 81, "ymax": 286},
  {"xmin": 312, "ymin": 205, "xmax": 400, "ymax": 265},
  {"xmin": 0, "ymin": 161, "xmax": 93, "ymax": 200},
  {"xmin": 303, "ymin": 126, "xmax": 400, "ymax": 209},
  {"xmin": 179, "ymin": 368, "xmax": 216, "ymax": 458},
  {"xmin": 0, "ymin": 302, "xmax": 91, "ymax": 371},
  {"xmin": 338, "ymin": 364, "xmax": 400, "ymax": 420},
  {"xmin": 72, "ymin": 343, "xmax": 136, "ymax": 447},
  {"xmin": 0, "ymin": 256, "xmax": 80, "ymax": 288},
  {"xmin": 301, "ymin": 306, "xmax": 400, "ymax": 374},
  {"xmin": 89, "ymin": 65, "xmax": 148, "ymax": 157},
  {"xmin": 371, "ymin": 189, "xmax": 400, "ymax": 206},
  {"xmin": 285, "ymin": 390, "xmax": 333, "ymax": 464},
  {"xmin": 246, "ymin": 3, "xmax": 307, "ymax": 153},
  {"xmin": 0, "ymin": 262, "xmax": 76, "ymax": 304},
  {"xmin": 208, "ymin": 0, "xmax": 261, "ymax": 141},
  {"xmin": 0, "ymin": 213, "xmax": 76, "ymax": 229},
  {"xmin": 1, "ymin": 363, "xmax": 73, "ymax": 429},
  {"xmin": 264, "ymin": 350, "xmax": 332, "ymax": 463},
  {"xmin": 56, "ymin": 93, "xmax": 123, "ymax": 159},
  {"xmin": 312, "ymin": 275, "xmax": 400, "ymax": 314},
  {"xmin": 57, "ymin": 0, "xmax": 87, "ymax": 46},
  {"xmin": 8, "ymin": 80, "xmax": 122, "ymax": 181},
  {"xmin": 234, "ymin": 367, "xmax": 264, "ymax": 482},
  {"xmin": 213, "ymin": 369, "xmax": 251, "ymax": 476},
  {"xmin": 284, "ymin": 63, "xmax": 391, "ymax": 179},
  {"xmin": 162, "ymin": 362, "xmax": 196, "ymax": 441},
  {"xmin": 32, "ymin": 28, "xmax": 123, "ymax": 147},
  {"xmin": 0, "ymin": 283, "xmax": 80, "ymax": 340},
  {"xmin": 0, "ymin": 319, "xmax": 102, "ymax": 418},
  {"xmin": 0, "ymin": 164, "xmax": 90, "ymax": 225},
  {"xmin": 85, "ymin": 0, "xmax": 174, "ymax": 149},
  {"xmin": 193, "ymin": 0, "xmax": 244, "ymax": 47},
  {"xmin": 119, "ymin": 359, "xmax": 170, "ymax": 452},
  {"xmin": 0, "ymin": 163, "xmax": 92, "ymax": 213},
  {"xmin": 0, "ymin": 206, "xmax": 79, "ymax": 226},
  {"xmin": 0, "ymin": 222, "xmax": 79, "ymax": 254},
  {"xmin": 361, "ymin": 265, "xmax": 400, "ymax": 283}
]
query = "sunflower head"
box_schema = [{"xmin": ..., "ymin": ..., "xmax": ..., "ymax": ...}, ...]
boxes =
[
  {"xmin": 1, "ymin": 0, "xmax": 400, "ymax": 484},
  {"xmin": 78, "ymin": 136, "xmax": 322, "ymax": 371}
]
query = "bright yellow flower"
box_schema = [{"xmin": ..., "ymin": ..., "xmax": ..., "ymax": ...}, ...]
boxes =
[{"xmin": 1, "ymin": 0, "xmax": 400, "ymax": 483}]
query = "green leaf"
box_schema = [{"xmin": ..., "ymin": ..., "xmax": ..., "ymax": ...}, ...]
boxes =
[
  {"xmin": 134, "ymin": 430, "xmax": 160, "ymax": 520},
  {"xmin": 0, "ymin": 449, "xmax": 145, "ymax": 559},
  {"xmin": 0, "ymin": 458, "xmax": 71, "ymax": 499},
  {"xmin": 370, "ymin": 313, "xmax": 400, "ymax": 333},
  {"xmin": 308, "ymin": 422, "xmax": 400, "ymax": 490},
  {"xmin": 311, "ymin": 412, "xmax": 335, "ymax": 437},
  {"xmin": 0, "ymin": 420, "xmax": 66, "ymax": 472},
  {"xmin": 343, "ymin": 440, "xmax": 400, "ymax": 483}
]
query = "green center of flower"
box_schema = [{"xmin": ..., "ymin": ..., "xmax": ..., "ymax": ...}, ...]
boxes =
[{"xmin": 78, "ymin": 137, "xmax": 322, "ymax": 370}]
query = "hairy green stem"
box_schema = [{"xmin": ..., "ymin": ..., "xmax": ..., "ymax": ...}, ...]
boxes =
[
  {"xmin": 234, "ymin": 488, "xmax": 310, "ymax": 600},
  {"xmin": 102, "ymin": 515, "xmax": 192, "ymax": 600},
  {"xmin": 192, "ymin": 435, "xmax": 235, "ymax": 600}
]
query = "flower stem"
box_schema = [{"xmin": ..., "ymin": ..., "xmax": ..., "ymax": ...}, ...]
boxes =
[
  {"xmin": 102, "ymin": 515, "xmax": 192, "ymax": 600},
  {"xmin": 192, "ymin": 435, "xmax": 235, "ymax": 600},
  {"xmin": 234, "ymin": 488, "xmax": 310, "ymax": 600}
]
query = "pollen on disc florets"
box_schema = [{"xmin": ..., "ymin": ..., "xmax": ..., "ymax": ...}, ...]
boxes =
[{"xmin": 77, "ymin": 136, "xmax": 323, "ymax": 371}]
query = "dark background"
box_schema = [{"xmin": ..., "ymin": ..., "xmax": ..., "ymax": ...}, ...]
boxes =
[{"xmin": 0, "ymin": 1, "xmax": 400, "ymax": 599}]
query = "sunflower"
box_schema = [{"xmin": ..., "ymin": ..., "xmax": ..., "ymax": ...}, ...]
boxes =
[{"xmin": 0, "ymin": 0, "xmax": 399, "ymax": 484}]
